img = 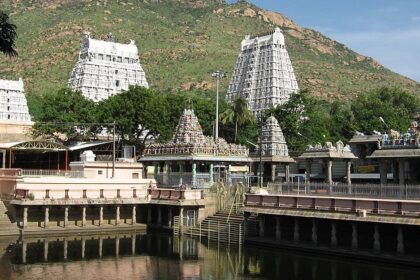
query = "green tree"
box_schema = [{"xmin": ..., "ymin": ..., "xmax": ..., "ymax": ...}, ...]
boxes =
[
  {"xmin": 0, "ymin": 11, "xmax": 17, "ymax": 57},
  {"xmin": 352, "ymin": 87, "xmax": 420, "ymax": 133},
  {"xmin": 219, "ymin": 97, "xmax": 255, "ymax": 143},
  {"xmin": 97, "ymin": 86, "xmax": 169, "ymax": 150},
  {"xmin": 32, "ymin": 88, "xmax": 98, "ymax": 142}
]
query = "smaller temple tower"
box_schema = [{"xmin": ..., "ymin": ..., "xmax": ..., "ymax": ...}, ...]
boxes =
[
  {"xmin": 68, "ymin": 32, "xmax": 149, "ymax": 102},
  {"xmin": 257, "ymin": 116, "xmax": 289, "ymax": 157},
  {"xmin": 0, "ymin": 78, "xmax": 31, "ymax": 123}
]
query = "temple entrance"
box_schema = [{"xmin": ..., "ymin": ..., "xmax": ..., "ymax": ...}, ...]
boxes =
[{"xmin": 213, "ymin": 165, "xmax": 227, "ymax": 185}]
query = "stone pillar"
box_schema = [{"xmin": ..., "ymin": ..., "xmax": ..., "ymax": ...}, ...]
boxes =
[
  {"xmin": 22, "ymin": 207, "xmax": 28, "ymax": 229},
  {"xmin": 63, "ymin": 239, "xmax": 68, "ymax": 260},
  {"xmin": 379, "ymin": 160, "xmax": 388, "ymax": 186},
  {"xmin": 44, "ymin": 207, "xmax": 49, "ymax": 228},
  {"xmin": 131, "ymin": 234, "xmax": 136, "ymax": 255},
  {"xmin": 311, "ymin": 219, "xmax": 318, "ymax": 245},
  {"xmin": 157, "ymin": 206, "xmax": 162, "ymax": 225},
  {"xmin": 99, "ymin": 206, "xmax": 103, "ymax": 226},
  {"xmin": 331, "ymin": 221, "xmax": 337, "ymax": 247},
  {"xmin": 285, "ymin": 164, "xmax": 290, "ymax": 183},
  {"xmin": 326, "ymin": 160, "xmax": 333, "ymax": 185},
  {"xmin": 293, "ymin": 218, "xmax": 300, "ymax": 242},
  {"xmin": 22, "ymin": 240, "xmax": 27, "ymax": 264},
  {"xmin": 192, "ymin": 162, "xmax": 197, "ymax": 187},
  {"xmin": 351, "ymin": 222, "xmax": 358, "ymax": 249},
  {"xmin": 44, "ymin": 240, "xmax": 48, "ymax": 262},
  {"xmin": 168, "ymin": 207, "xmax": 172, "ymax": 227},
  {"xmin": 115, "ymin": 236, "xmax": 120, "ymax": 257},
  {"xmin": 178, "ymin": 161, "xmax": 184, "ymax": 185},
  {"xmin": 275, "ymin": 216, "xmax": 281, "ymax": 240},
  {"xmin": 82, "ymin": 206, "xmax": 86, "ymax": 227},
  {"xmin": 271, "ymin": 164, "xmax": 276, "ymax": 182},
  {"xmin": 154, "ymin": 162, "xmax": 159, "ymax": 179},
  {"xmin": 81, "ymin": 237, "xmax": 86, "ymax": 259},
  {"xmin": 132, "ymin": 206, "xmax": 136, "ymax": 225},
  {"xmin": 209, "ymin": 163, "xmax": 214, "ymax": 185},
  {"xmin": 392, "ymin": 160, "xmax": 398, "ymax": 184},
  {"xmin": 147, "ymin": 206, "xmax": 152, "ymax": 224},
  {"xmin": 258, "ymin": 215, "xmax": 265, "ymax": 237},
  {"xmin": 306, "ymin": 160, "xmax": 312, "ymax": 182},
  {"xmin": 398, "ymin": 159, "xmax": 405, "ymax": 186},
  {"xmin": 373, "ymin": 224, "xmax": 381, "ymax": 252},
  {"xmin": 64, "ymin": 207, "xmax": 69, "ymax": 228},
  {"xmin": 99, "ymin": 237, "xmax": 103, "ymax": 258},
  {"xmin": 116, "ymin": 206, "xmax": 120, "ymax": 226},
  {"xmin": 179, "ymin": 207, "xmax": 184, "ymax": 233},
  {"xmin": 1, "ymin": 150, "xmax": 5, "ymax": 168},
  {"xmin": 396, "ymin": 225, "xmax": 404, "ymax": 255},
  {"xmin": 346, "ymin": 160, "xmax": 352, "ymax": 185}
]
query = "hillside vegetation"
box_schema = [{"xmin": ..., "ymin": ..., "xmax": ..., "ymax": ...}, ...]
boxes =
[{"xmin": 0, "ymin": 0, "xmax": 419, "ymax": 111}]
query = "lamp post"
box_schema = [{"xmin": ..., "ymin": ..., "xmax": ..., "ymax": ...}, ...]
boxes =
[{"xmin": 211, "ymin": 70, "xmax": 225, "ymax": 141}]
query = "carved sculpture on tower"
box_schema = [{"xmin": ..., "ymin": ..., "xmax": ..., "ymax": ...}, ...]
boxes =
[
  {"xmin": 68, "ymin": 32, "xmax": 149, "ymax": 102},
  {"xmin": 227, "ymin": 27, "xmax": 299, "ymax": 116}
]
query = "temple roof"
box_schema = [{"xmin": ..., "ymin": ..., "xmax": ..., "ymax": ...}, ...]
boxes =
[
  {"xmin": 172, "ymin": 109, "xmax": 206, "ymax": 144},
  {"xmin": 143, "ymin": 109, "xmax": 249, "ymax": 159},
  {"xmin": 299, "ymin": 141, "xmax": 357, "ymax": 160}
]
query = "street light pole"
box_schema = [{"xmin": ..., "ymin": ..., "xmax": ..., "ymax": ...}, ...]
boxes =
[
  {"xmin": 112, "ymin": 121, "xmax": 116, "ymax": 178},
  {"xmin": 211, "ymin": 70, "xmax": 225, "ymax": 141}
]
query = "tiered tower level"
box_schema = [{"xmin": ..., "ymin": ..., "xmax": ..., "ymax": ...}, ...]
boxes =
[
  {"xmin": 227, "ymin": 28, "xmax": 299, "ymax": 116},
  {"xmin": 68, "ymin": 32, "xmax": 149, "ymax": 102},
  {"xmin": 0, "ymin": 78, "xmax": 31, "ymax": 123}
]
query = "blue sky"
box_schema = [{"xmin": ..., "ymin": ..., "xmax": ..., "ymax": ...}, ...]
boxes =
[{"xmin": 228, "ymin": 0, "xmax": 420, "ymax": 82}]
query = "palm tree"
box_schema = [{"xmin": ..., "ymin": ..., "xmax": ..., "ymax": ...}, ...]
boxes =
[
  {"xmin": 0, "ymin": 11, "xmax": 18, "ymax": 57},
  {"xmin": 220, "ymin": 97, "xmax": 255, "ymax": 143}
]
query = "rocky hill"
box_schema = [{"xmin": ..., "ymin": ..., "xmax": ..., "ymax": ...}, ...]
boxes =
[{"xmin": 0, "ymin": 0, "xmax": 419, "ymax": 109}]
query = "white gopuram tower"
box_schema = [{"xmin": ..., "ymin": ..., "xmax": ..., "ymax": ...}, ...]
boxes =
[
  {"xmin": 68, "ymin": 32, "xmax": 149, "ymax": 102},
  {"xmin": 227, "ymin": 27, "xmax": 299, "ymax": 116},
  {"xmin": 0, "ymin": 78, "xmax": 31, "ymax": 123}
]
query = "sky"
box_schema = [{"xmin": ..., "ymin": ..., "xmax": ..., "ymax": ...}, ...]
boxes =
[{"xmin": 229, "ymin": 0, "xmax": 420, "ymax": 82}]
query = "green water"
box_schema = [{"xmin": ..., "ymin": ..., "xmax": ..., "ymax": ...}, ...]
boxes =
[{"xmin": 0, "ymin": 232, "xmax": 419, "ymax": 280}]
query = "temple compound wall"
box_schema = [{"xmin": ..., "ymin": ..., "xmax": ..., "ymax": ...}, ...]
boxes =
[
  {"xmin": 227, "ymin": 28, "xmax": 299, "ymax": 116},
  {"xmin": 68, "ymin": 32, "xmax": 148, "ymax": 101}
]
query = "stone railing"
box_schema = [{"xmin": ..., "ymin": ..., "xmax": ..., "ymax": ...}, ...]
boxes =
[
  {"xmin": 0, "ymin": 169, "xmax": 21, "ymax": 177},
  {"xmin": 15, "ymin": 187, "xmax": 148, "ymax": 201},
  {"xmin": 149, "ymin": 188, "xmax": 204, "ymax": 200},
  {"xmin": 21, "ymin": 169, "xmax": 84, "ymax": 178},
  {"xmin": 245, "ymin": 194, "xmax": 420, "ymax": 217}
]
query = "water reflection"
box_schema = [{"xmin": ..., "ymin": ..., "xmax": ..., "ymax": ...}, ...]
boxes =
[{"xmin": 0, "ymin": 232, "xmax": 419, "ymax": 280}]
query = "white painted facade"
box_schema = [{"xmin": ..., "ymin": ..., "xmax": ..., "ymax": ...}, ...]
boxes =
[
  {"xmin": 68, "ymin": 32, "xmax": 149, "ymax": 101},
  {"xmin": 0, "ymin": 78, "xmax": 31, "ymax": 123},
  {"xmin": 227, "ymin": 27, "xmax": 299, "ymax": 116}
]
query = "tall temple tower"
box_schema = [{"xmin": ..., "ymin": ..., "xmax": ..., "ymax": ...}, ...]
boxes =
[
  {"xmin": 227, "ymin": 27, "xmax": 299, "ymax": 116},
  {"xmin": 68, "ymin": 32, "xmax": 149, "ymax": 102},
  {"xmin": 0, "ymin": 78, "xmax": 31, "ymax": 123}
]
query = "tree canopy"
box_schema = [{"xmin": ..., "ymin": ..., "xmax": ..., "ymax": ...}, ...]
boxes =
[{"xmin": 0, "ymin": 11, "xmax": 18, "ymax": 57}]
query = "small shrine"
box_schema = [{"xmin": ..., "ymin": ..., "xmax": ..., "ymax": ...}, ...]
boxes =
[
  {"xmin": 141, "ymin": 109, "xmax": 250, "ymax": 188},
  {"xmin": 299, "ymin": 141, "xmax": 357, "ymax": 185},
  {"xmin": 251, "ymin": 116, "xmax": 295, "ymax": 182}
]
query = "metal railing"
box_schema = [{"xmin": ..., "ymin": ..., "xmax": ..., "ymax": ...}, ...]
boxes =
[
  {"xmin": 21, "ymin": 169, "xmax": 85, "ymax": 178},
  {"xmin": 266, "ymin": 182, "xmax": 420, "ymax": 200}
]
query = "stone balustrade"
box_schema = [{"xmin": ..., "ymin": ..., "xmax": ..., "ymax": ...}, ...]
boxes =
[
  {"xmin": 149, "ymin": 188, "xmax": 204, "ymax": 200},
  {"xmin": 15, "ymin": 187, "xmax": 148, "ymax": 201},
  {"xmin": 245, "ymin": 194, "xmax": 420, "ymax": 218}
]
